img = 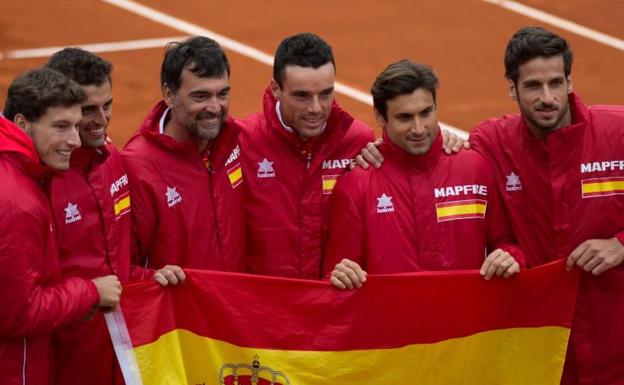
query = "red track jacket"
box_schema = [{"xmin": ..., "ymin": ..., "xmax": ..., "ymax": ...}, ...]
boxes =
[
  {"xmin": 0, "ymin": 117, "xmax": 99, "ymax": 385},
  {"xmin": 46, "ymin": 143, "xmax": 148, "ymax": 385},
  {"xmin": 324, "ymin": 131, "xmax": 524, "ymax": 275},
  {"xmin": 237, "ymin": 87, "xmax": 375, "ymax": 279},
  {"xmin": 123, "ymin": 101, "xmax": 245, "ymax": 271},
  {"xmin": 470, "ymin": 93, "xmax": 624, "ymax": 385}
]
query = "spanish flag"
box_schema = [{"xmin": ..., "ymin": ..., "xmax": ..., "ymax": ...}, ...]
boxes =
[
  {"xmin": 436, "ymin": 199, "xmax": 487, "ymax": 222},
  {"xmin": 322, "ymin": 174, "xmax": 339, "ymax": 195},
  {"xmin": 581, "ymin": 176, "xmax": 624, "ymax": 198},
  {"xmin": 227, "ymin": 163, "xmax": 243, "ymax": 188},
  {"xmin": 113, "ymin": 191, "xmax": 131, "ymax": 219},
  {"xmin": 107, "ymin": 261, "xmax": 578, "ymax": 385}
]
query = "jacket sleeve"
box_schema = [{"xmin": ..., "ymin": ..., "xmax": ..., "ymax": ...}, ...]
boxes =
[
  {"xmin": 482, "ymin": 160, "xmax": 527, "ymax": 268},
  {"xmin": 0, "ymin": 207, "xmax": 99, "ymax": 337},
  {"xmin": 323, "ymin": 172, "xmax": 366, "ymax": 277},
  {"xmin": 124, "ymin": 158, "xmax": 158, "ymax": 267}
]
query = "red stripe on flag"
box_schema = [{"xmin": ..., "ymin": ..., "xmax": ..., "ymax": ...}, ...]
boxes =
[{"xmin": 120, "ymin": 260, "xmax": 578, "ymax": 351}]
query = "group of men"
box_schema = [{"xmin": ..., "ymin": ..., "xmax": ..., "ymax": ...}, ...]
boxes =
[{"xmin": 0, "ymin": 25, "xmax": 621, "ymax": 385}]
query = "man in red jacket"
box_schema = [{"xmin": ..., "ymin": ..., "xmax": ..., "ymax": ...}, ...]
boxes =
[
  {"xmin": 325, "ymin": 60, "xmax": 523, "ymax": 288},
  {"xmin": 0, "ymin": 68, "xmax": 122, "ymax": 385},
  {"xmin": 45, "ymin": 48, "xmax": 184, "ymax": 385},
  {"xmin": 123, "ymin": 36, "xmax": 244, "ymax": 271},
  {"xmin": 469, "ymin": 27, "xmax": 624, "ymax": 385},
  {"xmin": 238, "ymin": 33, "xmax": 375, "ymax": 279}
]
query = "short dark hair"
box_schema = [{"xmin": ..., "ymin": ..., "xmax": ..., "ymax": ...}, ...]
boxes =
[
  {"xmin": 273, "ymin": 33, "xmax": 335, "ymax": 87},
  {"xmin": 161, "ymin": 36, "xmax": 230, "ymax": 92},
  {"xmin": 46, "ymin": 47, "xmax": 113, "ymax": 86},
  {"xmin": 3, "ymin": 67, "xmax": 86, "ymax": 122},
  {"xmin": 504, "ymin": 26, "xmax": 573, "ymax": 84},
  {"xmin": 371, "ymin": 60, "xmax": 439, "ymax": 119}
]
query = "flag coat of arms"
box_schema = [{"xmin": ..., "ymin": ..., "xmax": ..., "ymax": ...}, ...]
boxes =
[{"xmin": 107, "ymin": 260, "xmax": 578, "ymax": 385}]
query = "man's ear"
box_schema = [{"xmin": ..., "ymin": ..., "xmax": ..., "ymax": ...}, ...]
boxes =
[
  {"xmin": 13, "ymin": 113, "xmax": 29, "ymax": 132},
  {"xmin": 374, "ymin": 109, "xmax": 386, "ymax": 129},
  {"xmin": 567, "ymin": 76, "xmax": 573, "ymax": 94},
  {"xmin": 162, "ymin": 83, "xmax": 175, "ymax": 107},
  {"xmin": 270, "ymin": 79, "xmax": 281, "ymax": 100},
  {"xmin": 508, "ymin": 80, "xmax": 518, "ymax": 101}
]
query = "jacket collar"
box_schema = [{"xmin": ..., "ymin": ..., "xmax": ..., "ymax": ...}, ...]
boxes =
[
  {"xmin": 70, "ymin": 143, "xmax": 110, "ymax": 170},
  {"xmin": 380, "ymin": 128, "xmax": 443, "ymax": 170},
  {"xmin": 520, "ymin": 92, "xmax": 587, "ymax": 145},
  {"xmin": 261, "ymin": 85, "xmax": 354, "ymax": 154},
  {"xmin": 140, "ymin": 100, "xmax": 235, "ymax": 158}
]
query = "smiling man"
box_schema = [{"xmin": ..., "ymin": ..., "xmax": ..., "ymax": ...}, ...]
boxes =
[
  {"xmin": 45, "ymin": 48, "xmax": 184, "ymax": 385},
  {"xmin": 123, "ymin": 36, "xmax": 244, "ymax": 271},
  {"xmin": 238, "ymin": 33, "xmax": 375, "ymax": 278},
  {"xmin": 0, "ymin": 67, "xmax": 122, "ymax": 385},
  {"xmin": 469, "ymin": 27, "xmax": 624, "ymax": 384},
  {"xmin": 323, "ymin": 60, "xmax": 524, "ymax": 289}
]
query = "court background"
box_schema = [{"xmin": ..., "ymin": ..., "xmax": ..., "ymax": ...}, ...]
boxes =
[{"xmin": 0, "ymin": 0, "xmax": 623, "ymax": 144}]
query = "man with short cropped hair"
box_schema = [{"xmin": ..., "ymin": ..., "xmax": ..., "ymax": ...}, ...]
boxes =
[
  {"xmin": 238, "ymin": 33, "xmax": 375, "ymax": 278},
  {"xmin": 324, "ymin": 60, "xmax": 523, "ymax": 289},
  {"xmin": 469, "ymin": 27, "xmax": 624, "ymax": 384},
  {"xmin": 123, "ymin": 36, "xmax": 245, "ymax": 271},
  {"xmin": 0, "ymin": 67, "xmax": 122, "ymax": 385},
  {"xmin": 45, "ymin": 48, "xmax": 184, "ymax": 385}
]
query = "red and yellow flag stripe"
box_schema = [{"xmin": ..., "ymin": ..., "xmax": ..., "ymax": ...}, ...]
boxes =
[
  {"xmin": 436, "ymin": 199, "xmax": 487, "ymax": 222},
  {"xmin": 581, "ymin": 176, "xmax": 624, "ymax": 198},
  {"xmin": 227, "ymin": 163, "xmax": 243, "ymax": 188},
  {"xmin": 111, "ymin": 261, "xmax": 578, "ymax": 385},
  {"xmin": 322, "ymin": 174, "xmax": 339, "ymax": 194},
  {"xmin": 113, "ymin": 191, "xmax": 131, "ymax": 219}
]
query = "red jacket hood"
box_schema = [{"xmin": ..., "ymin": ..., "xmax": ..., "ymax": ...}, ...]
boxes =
[{"xmin": 0, "ymin": 116, "xmax": 49, "ymax": 177}]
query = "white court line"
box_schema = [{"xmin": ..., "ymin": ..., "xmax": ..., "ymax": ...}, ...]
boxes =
[
  {"xmin": 101, "ymin": 0, "xmax": 467, "ymax": 137},
  {"xmin": 1, "ymin": 36, "xmax": 188, "ymax": 60},
  {"xmin": 484, "ymin": 0, "xmax": 624, "ymax": 51}
]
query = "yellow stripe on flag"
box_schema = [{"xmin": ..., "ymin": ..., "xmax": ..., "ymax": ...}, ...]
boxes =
[
  {"xmin": 322, "ymin": 175, "xmax": 339, "ymax": 194},
  {"xmin": 227, "ymin": 163, "xmax": 243, "ymax": 188},
  {"xmin": 582, "ymin": 180, "xmax": 624, "ymax": 194},
  {"xmin": 134, "ymin": 327, "xmax": 570, "ymax": 385},
  {"xmin": 228, "ymin": 165, "xmax": 243, "ymax": 186},
  {"xmin": 436, "ymin": 202, "xmax": 486, "ymax": 219},
  {"xmin": 323, "ymin": 178, "xmax": 337, "ymax": 191},
  {"xmin": 114, "ymin": 196, "xmax": 131, "ymax": 216}
]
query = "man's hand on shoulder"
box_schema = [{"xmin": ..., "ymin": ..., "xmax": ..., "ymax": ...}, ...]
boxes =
[
  {"xmin": 352, "ymin": 138, "xmax": 383, "ymax": 170},
  {"xmin": 441, "ymin": 129, "xmax": 470, "ymax": 154}
]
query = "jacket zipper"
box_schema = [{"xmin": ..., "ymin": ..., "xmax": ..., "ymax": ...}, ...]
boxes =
[{"xmin": 22, "ymin": 337, "xmax": 27, "ymax": 385}]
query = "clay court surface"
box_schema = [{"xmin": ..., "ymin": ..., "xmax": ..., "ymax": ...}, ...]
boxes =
[{"xmin": 1, "ymin": 0, "xmax": 623, "ymax": 144}]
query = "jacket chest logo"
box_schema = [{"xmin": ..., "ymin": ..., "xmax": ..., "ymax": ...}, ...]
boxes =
[
  {"xmin": 64, "ymin": 202, "xmax": 82, "ymax": 224},
  {"xmin": 322, "ymin": 158, "xmax": 351, "ymax": 170},
  {"xmin": 257, "ymin": 158, "xmax": 276, "ymax": 178},
  {"xmin": 166, "ymin": 186, "xmax": 182, "ymax": 208},
  {"xmin": 580, "ymin": 160, "xmax": 624, "ymax": 198},
  {"xmin": 376, "ymin": 193, "xmax": 395, "ymax": 214},
  {"xmin": 110, "ymin": 174, "xmax": 129, "ymax": 196},
  {"xmin": 322, "ymin": 175, "xmax": 339, "ymax": 195},
  {"xmin": 435, "ymin": 199, "xmax": 487, "ymax": 222},
  {"xmin": 505, "ymin": 172, "xmax": 522, "ymax": 192}
]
